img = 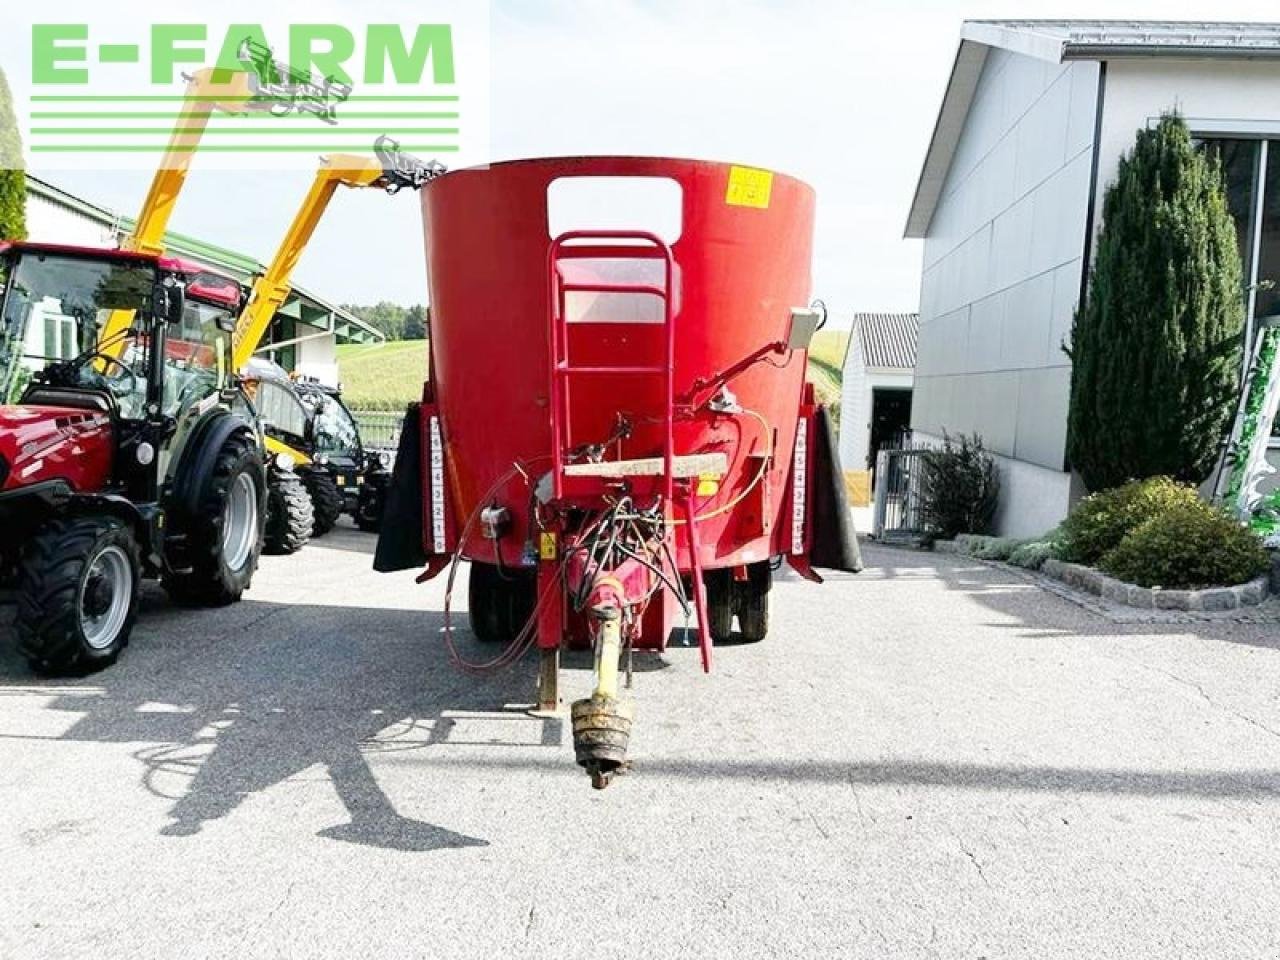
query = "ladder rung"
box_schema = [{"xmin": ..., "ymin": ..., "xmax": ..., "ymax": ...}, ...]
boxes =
[
  {"xmin": 559, "ymin": 282, "xmax": 668, "ymax": 298},
  {"xmin": 556, "ymin": 363, "xmax": 666, "ymax": 375}
]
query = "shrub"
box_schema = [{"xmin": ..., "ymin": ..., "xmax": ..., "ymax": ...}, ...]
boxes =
[
  {"xmin": 1058, "ymin": 476, "xmax": 1200, "ymax": 565},
  {"xmin": 1066, "ymin": 113, "xmax": 1244, "ymax": 492},
  {"xmin": 1100, "ymin": 501, "xmax": 1270, "ymax": 589},
  {"xmin": 0, "ymin": 68, "xmax": 24, "ymax": 242},
  {"xmin": 1008, "ymin": 540, "xmax": 1059, "ymax": 571},
  {"xmin": 918, "ymin": 433, "xmax": 999, "ymax": 540},
  {"xmin": 973, "ymin": 537, "xmax": 1021, "ymax": 561}
]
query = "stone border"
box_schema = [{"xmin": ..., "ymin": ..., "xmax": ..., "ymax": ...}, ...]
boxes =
[{"xmin": 1039, "ymin": 558, "xmax": 1269, "ymax": 612}]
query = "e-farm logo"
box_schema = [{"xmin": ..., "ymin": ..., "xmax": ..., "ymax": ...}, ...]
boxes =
[{"xmin": 25, "ymin": 21, "xmax": 464, "ymax": 162}]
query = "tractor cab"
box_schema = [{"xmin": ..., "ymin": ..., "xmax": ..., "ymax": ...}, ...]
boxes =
[
  {"xmin": 0, "ymin": 243, "xmax": 243, "ymax": 501},
  {"xmin": 0, "ymin": 242, "xmax": 267, "ymax": 674}
]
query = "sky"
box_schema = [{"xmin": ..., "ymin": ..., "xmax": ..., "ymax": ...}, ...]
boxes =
[{"xmin": 29, "ymin": 0, "xmax": 1280, "ymax": 328}]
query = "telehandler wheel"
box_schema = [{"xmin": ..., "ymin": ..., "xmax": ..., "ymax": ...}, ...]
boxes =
[
  {"xmin": 264, "ymin": 471, "xmax": 314, "ymax": 555},
  {"xmin": 355, "ymin": 477, "xmax": 387, "ymax": 533},
  {"xmin": 702, "ymin": 568, "xmax": 735, "ymax": 642},
  {"xmin": 304, "ymin": 470, "xmax": 344, "ymax": 537},
  {"xmin": 732, "ymin": 561, "xmax": 772, "ymax": 643},
  {"xmin": 468, "ymin": 562, "xmax": 536, "ymax": 643},
  {"xmin": 163, "ymin": 433, "xmax": 265, "ymax": 607},
  {"xmin": 16, "ymin": 515, "xmax": 140, "ymax": 675}
]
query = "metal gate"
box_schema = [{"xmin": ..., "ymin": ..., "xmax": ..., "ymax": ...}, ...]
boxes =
[{"xmin": 872, "ymin": 434, "xmax": 928, "ymax": 542}]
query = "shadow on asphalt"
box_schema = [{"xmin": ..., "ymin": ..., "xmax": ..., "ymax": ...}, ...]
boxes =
[
  {"xmin": 300, "ymin": 519, "xmax": 378, "ymax": 556},
  {"xmin": 0, "ymin": 598, "xmax": 560, "ymax": 853},
  {"xmin": 864, "ymin": 541, "xmax": 1280, "ymax": 652}
]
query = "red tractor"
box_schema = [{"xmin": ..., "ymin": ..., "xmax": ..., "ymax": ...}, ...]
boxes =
[{"xmin": 0, "ymin": 242, "xmax": 267, "ymax": 673}]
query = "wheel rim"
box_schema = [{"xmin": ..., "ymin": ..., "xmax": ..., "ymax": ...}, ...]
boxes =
[
  {"xmin": 79, "ymin": 545, "xmax": 133, "ymax": 651},
  {"xmin": 222, "ymin": 473, "xmax": 258, "ymax": 572}
]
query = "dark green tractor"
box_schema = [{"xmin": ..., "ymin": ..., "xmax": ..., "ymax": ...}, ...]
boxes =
[{"xmin": 243, "ymin": 359, "xmax": 390, "ymax": 550}]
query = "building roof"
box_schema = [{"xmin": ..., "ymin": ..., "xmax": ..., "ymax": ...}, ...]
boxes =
[
  {"xmin": 905, "ymin": 20, "xmax": 1280, "ymax": 238},
  {"xmin": 25, "ymin": 174, "xmax": 385, "ymax": 346},
  {"xmin": 846, "ymin": 313, "xmax": 919, "ymax": 371}
]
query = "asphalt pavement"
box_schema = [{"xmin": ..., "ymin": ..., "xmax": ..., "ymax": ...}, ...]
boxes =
[{"xmin": 3, "ymin": 524, "xmax": 1280, "ymax": 958}]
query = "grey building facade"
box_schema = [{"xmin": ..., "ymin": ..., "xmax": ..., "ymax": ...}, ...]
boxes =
[{"xmin": 907, "ymin": 20, "xmax": 1280, "ymax": 536}]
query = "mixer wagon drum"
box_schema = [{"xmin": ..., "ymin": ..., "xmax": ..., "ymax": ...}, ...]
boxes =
[{"xmin": 375, "ymin": 156, "xmax": 859, "ymax": 786}]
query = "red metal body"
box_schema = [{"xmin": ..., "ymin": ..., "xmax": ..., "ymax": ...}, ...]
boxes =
[
  {"xmin": 0, "ymin": 406, "xmax": 113, "ymax": 492},
  {"xmin": 418, "ymin": 157, "xmax": 815, "ymax": 582}
]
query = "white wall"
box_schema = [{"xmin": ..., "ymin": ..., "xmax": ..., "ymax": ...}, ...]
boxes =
[
  {"xmin": 1096, "ymin": 59, "xmax": 1280, "ymax": 229},
  {"xmin": 842, "ymin": 367, "xmax": 913, "ymax": 471},
  {"xmin": 913, "ymin": 51, "xmax": 1098, "ymax": 483},
  {"xmin": 295, "ymin": 324, "xmax": 339, "ymax": 387},
  {"xmin": 26, "ymin": 194, "xmax": 117, "ymax": 248},
  {"xmin": 838, "ymin": 344, "xmax": 868, "ymax": 468},
  {"xmin": 914, "ymin": 428, "xmax": 1080, "ymax": 539}
]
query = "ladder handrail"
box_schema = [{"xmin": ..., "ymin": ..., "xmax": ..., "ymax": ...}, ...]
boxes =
[{"xmin": 547, "ymin": 230, "xmax": 677, "ymax": 502}]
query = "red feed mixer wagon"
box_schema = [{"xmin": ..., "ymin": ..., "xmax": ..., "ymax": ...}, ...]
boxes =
[{"xmin": 376, "ymin": 156, "xmax": 860, "ymax": 787}]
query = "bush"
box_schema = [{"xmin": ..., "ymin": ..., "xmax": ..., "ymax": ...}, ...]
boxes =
[
  {"xmin": 918, "ymin": 433, "xmax": 1000, "ymax": 540},
  {"xmin": 972, "ymin": 537, "xmax": 1021, "ymax": 561},
  {"xmin": 1100, "ymin": 501, "xmax": 1270, "ymax": 589},
  {"xmin": 1058, "ymin": 476, "xmax": 1201, "ymax": 565},
  {"xmin": 1008, "ymin": 540, "xmax": 1059, "ymax": 571},
  {"xmin": 0, "ymin": 68, "xmax": 24, "ymax": 242}
]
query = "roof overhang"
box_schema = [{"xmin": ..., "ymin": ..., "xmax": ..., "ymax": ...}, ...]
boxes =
[
  {"xmin": 904, "ymin": 38, "xmax": 990, "ymax": 239},
  {"xmin": 904, "ymin": 20, "xmax": 1280, "ymax": 239}
]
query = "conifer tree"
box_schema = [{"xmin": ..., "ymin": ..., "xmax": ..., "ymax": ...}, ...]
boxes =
[{"xmin": 1067, "ymin": 113, "xmax": 1244, "ymax": 491}]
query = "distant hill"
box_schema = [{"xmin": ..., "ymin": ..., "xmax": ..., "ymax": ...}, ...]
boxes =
[
  {"xmin": 338, "ymin": 331, "xmax": 849, "ymax": 422},
  {"xmin": 335, "ymin": 340, "xmax": 429, "ymax": 411}
]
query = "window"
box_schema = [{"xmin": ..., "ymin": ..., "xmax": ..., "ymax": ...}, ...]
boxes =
[
  {"xmin": 1195, "ymin": 137, "xmax": 1280, "ymax": 437},
  {"xmin": 547, "ymin": 176, "xmax": 683, "ymax": 244},
  {"xmin": 0, "ymin": 253, "xmax": 155, "ymax": 417}
]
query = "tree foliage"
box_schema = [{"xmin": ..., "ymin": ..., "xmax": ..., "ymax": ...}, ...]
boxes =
[
  {"xmin": 340, "ymin": 301, "xmax": 429, "ymax": 341},
  {"xmin": 0, "ymin": 67, "xmax": 26, "ymax": 241},
  {"xmin": 1066, "ymin": 113, "xmax": 1244, "ymax": 491}
]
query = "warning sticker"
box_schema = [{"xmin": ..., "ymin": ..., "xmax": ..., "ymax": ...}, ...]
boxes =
[
  {"xmin": 539, "ymin": 531, "xmax": 557, "ymax": 561},
  {"xmin": 726, "ymin": 166, "xmax": 774, "ymax": 209}
]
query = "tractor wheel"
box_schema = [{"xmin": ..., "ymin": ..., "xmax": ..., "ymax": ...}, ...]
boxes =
[
  {"xmin": 263, "ymin": 471, "xmax": 314, "ymax": 555},
  {"xmin": 702, "ymin": 568, "xmax": 735, "ymax": 642},
  {"xmin": 732, "ymin": 561, "xmax": 772, "ymax": 643},
  {"xmin": 304, "ymin": 470, "xmax": 344, "ymax": 537},
  {"xmin": 355, "ymin": 476, "xmax": 387, "ymax": 533},
  {"xmin": 468, "ymin": 561, "xmax": 536, "ymax": 643},
  {"xmin": 163, "ymin": 432, "xmax": 265, "ymax": 607},
  {"xmin": 16, "ymin": 515, "xmax": 140, "ymax": 674}
]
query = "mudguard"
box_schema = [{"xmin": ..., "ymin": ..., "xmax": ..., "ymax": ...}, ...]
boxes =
[
  {"xmin": 373, "ymin": 403, "xmax": 427, "ymax": 573},
  {"xmin": 169, "ymin": 411, "xmax": 256, "ymax": 517},
  {"xmin": 810, "ymin": 405, "xmax": 863, "ymax": 573}
]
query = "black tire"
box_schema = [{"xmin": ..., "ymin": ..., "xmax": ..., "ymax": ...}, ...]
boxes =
[
  {"xmin": 163, "ymin": 432, "xmax": 265, "ymax": 607},
  {"xmin": 703, "ymin": 568, "xmax": 735, "ymax": 642},
  {"xmin": 16, "ymin": 515, "xmax": 140, "ymax": 674},
  {"xmin": 468, "ymin": 561, "xmax": 536, "ymax": 643},
  {"xmin": 733, "ymin": 561, "xmax": 771, "ymax": 643},
  {"xmin": 304, "ymin": 470, "xmax": 344, "ymax": 537},
  {"xmin": 355, "ymin": 474, "xmax": 388, "ymax": 533},
  {"xmin": 263, "ymin": 471, "xmax": 313, "ymax": 555}
]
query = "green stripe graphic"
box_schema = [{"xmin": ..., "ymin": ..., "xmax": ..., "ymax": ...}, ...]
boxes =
[
  {"xmin": 32, "ymin": 111, "xmax": 460, "ymax": 120},
  {"xmin": 32, "ymin": 127, "xmax": 460, "ymax": 135},
  {"xmin": 31, "ymin": 95, "xmax": 460, "ymax": 102},
  {"xmin": 31, "ymin": 144, "xmax": 461, "ymax": 152}
]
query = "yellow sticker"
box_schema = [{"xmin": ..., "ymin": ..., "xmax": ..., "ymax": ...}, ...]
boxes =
[
  {"xmin": 726, "ymin": 166, "xmax": 773, "ymax": 209},
  {"xmin": 539, "ymin": 531, "xmax": 557, "ymax": 560},
  {"xmin": 696, "ymin": 476, "xmax": 720, "ymax": 497}
]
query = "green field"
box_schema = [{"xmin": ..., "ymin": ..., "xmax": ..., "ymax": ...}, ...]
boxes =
[
  {"xmin": 338, "ymin": 331, "xmax": 848, "ymax": 418},
  {"xmin": 336, "ymin": 340, "xmax": 430, "ymax": 411},
  {"xmin": 807, "ymin": 329, "xmax": 848, "ymax": 425}
]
